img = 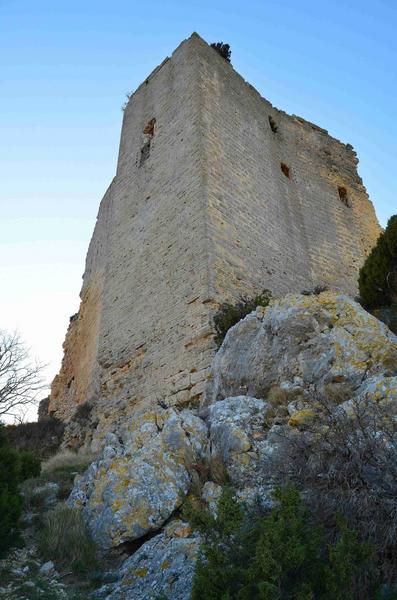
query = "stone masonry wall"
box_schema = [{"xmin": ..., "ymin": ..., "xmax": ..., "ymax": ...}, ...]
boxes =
[
  {"xmin": 48, "ymin": 34, "xmax": 380, "ymax": 448},
  {"xmin": 49, "ymin": 37, "xmax": 214, "ymax": 447},
  {"xmin": 195, "ymin": 36, "xmax": 380, "ymax": 302}
]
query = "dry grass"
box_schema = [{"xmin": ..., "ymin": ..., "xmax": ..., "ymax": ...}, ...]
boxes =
[
  {"xmin": 190, "ymin": 452, "xmax": 229, "ymax": 499},
  {"xmin": 208, "ymin": 453, "xmax": 229, "ymax": 486},
  {"xmin": 323, "ymin": 381, "xmax": 355, "ymax": 405},
  {"xmin": 267, "ymin": 386, "xmax": 289, "ymax": 408},
  {"xmin": 42, "ymin": 450, "xmax": 96, "ymax": 475},
  {"xmin": 39, "ymin": 504, "xmax": 98, "ymax": 573}
]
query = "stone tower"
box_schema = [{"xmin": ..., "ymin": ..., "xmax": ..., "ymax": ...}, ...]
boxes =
[{"xmin": 48, "ymin": 33, "xmax": 380, "ymax": 448}]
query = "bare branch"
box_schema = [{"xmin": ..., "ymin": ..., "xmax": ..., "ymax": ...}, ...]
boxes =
[
  {"xmin": 264, "ymin": 391, "xmax": 397, "ymax": 582},
  {"xmin": 0, "ymin": 329, "xmax": 46, "ymax": 420}
]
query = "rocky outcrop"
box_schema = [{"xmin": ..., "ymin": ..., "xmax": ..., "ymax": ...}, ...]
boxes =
[
  {"xmin": 202, "ymin": 292, "xmax": 397, "ymax": 504},
  {"xmin": 66, "ymin": 292, "xmax": 397, "ymax": 597},
  {"xmin": 94, "ymin": 520, "xmax": 200, "ymax": 600},
  {"xmin": 205, "ymin": 292, "xmax": 397, "ymax": 407},
  {"xmin": 69, "ymin": 407, "xmax": 207, "ymax": 549},
  {"xmin": 207, "ymin": 396, "xmax": 274, "ymax": 506}
]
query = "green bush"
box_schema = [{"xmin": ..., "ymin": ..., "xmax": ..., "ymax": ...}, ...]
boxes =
[
  {"xmin": 214, "ymin": 290, "xmax": 271, "ymax": 347},
  {"xmin": 19, "ymin": 451, "xmax": 41, "ymax": 481},
  {"xmin": 0, "ymin": 426, "xmax": 43, "ymax": 556},
  {"xmin": 0, "ymin": 429, "xmax": 23, "ymax": 556},
  {"xmin": 3, "ymin": 417, "xmax": 64, "ymax": 460},
  {"xmin": 359, "ymin": 215, "xmax": 397, "ymax": 310},
  {"xmin": 39, "ymin": 504, "xmax": 98, "ymax": 573},
  {"xmin": 190, "ymin": 486, "xmax": 373, "ymax": 600}
]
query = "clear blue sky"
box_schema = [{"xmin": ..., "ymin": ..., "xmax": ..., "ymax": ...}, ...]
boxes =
[{"xmin": 0, "ymin": 0, "xmax": 396, "ymax": 419}]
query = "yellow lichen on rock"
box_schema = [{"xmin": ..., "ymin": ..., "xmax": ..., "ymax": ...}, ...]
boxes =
[
  {"xmin": 68, "ymin": 407, "xmax": 208, "ymax": 549},
  {"xmin": 133, "ymin": 568, "xmax": 148, "ymax": 578},
  {"xmin": 288, "ymin": 409, "xmax": 316, "ymax": 428}
]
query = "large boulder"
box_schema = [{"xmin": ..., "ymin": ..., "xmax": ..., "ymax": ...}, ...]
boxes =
[
  {"xmin": 202, "ymin": 292, "xmax": 397, "ymax": 504},
  {"xmin": 94, "ymin": 520, "xmax": 200, "ymax": 600},
  {"xmin": 68, "ymin": 407, "xmax": 207, "ymax": 549},
  {"xmin": 207, "ymin": 396, "xmax": 274, "ymax": 505},
  {"xmin": 205, "ymin": 292, "xmax": 397, "ymax": 406}
]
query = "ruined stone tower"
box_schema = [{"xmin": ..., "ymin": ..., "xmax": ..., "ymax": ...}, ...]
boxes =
[{"xmin": 48, "ymin": 33, "xmax": 380, "ymax": 448}]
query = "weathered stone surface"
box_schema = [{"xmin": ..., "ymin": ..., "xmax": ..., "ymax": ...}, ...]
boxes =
[
  {"xmin": 205, "ymin": 292, "xmax": 397, "ymax": 407},
  {"xmin": 69, "ymin": 407, "xmax": 207, "ymax": 549},
  {"xmin": 94, "ymin": 520, "xmax": 200, "ymax": 600},
  {"xmin": 201, "ymin": 481, "xmax": 222, "ymax": 513},
  {"xmin": 206, "ymin": 396, "xmax": 275, "ymax": 506},
  {"xmin": 202, "ymin": 293, "xmax": 397, "ymax": 503}
]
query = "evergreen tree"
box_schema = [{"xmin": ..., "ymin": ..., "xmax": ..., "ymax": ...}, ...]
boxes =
[
  {"xmin": 0, "ymin": 427, "xmax": 22, "ymax": 556},
  {"xmin": 190, "ymin": 486, "xmax": 373, "ymax": 599},
  {"xmin": 0, "ymin": 425, "xmax": 41, "ymax": 556},
  {"xmin": 359, "ymin": 215, "xmax": 397, "ymax": 309}
]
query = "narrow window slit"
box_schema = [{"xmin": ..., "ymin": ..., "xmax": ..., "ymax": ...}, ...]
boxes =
[
  {"xmin": 280, "ymin": 163, "xmax": 290, "ymax": 178},
  {"xmin": 140, "ymin": 118, "xmax": 156, "ymax": 166},
  {"xmin": 268, "ymin": 116, "xmax": 278, "ymax": 133},
  {"xmin": 143, "ymin": 118, "xmax": 156, "ymax": 138},
  {"xmin": 338, "ymin": 186, "xmax": 350, "ymax": 207},
  {"xmin": 140, "ymin": 141, "xmax": 151, "ymax": 166}
]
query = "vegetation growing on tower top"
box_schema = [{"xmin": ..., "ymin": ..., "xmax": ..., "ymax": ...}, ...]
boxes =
[{"xmin": 210, "ymin": 42, "xmax": 232, "ymax": 63}]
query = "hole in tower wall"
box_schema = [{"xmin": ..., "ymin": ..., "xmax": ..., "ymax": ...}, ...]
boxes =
[
  {"xmin": 140, "ymin": 141, "xmax": 151, "ymax": 166},
  {"xmin": 268, "ymin": 115, "xmax": 278, "ymax": 133},
  {"xmin": 139, "ymin": 118, "xmax": 156, "ymax": 166},
  {"xmin": 280, "ymin": 163, "xmax": 290, "ymax": 178},
  {"xmin": 338, "ymin": 186, "xmax": 350, "ymax": 207},
  {"xmin": 143, "ymin": 118, "xmax": 156, "ymax": 138}
]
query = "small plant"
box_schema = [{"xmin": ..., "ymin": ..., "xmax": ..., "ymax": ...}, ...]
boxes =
[
  {"xmin": 189, "ymin": 452, "xmax": 229, "ymax": 500},
  {"xmin": 39, "ymin": 504, "xmax": 98, "ymax": 573},
  {"xmin": 3, "ymin": 573, "xmax": 89, "ymax": 600},
  {"xmin": 73, "ymin": 402, "xmax": 92, "ymax": 424},
  {"xmin": 121, "ymin": 92, "xmax": 132, "ymax": 112},
  {"xmin": 301, "ymin": 284, "xmax": 329, "ymax": 296},
  {"xmin": 19, "ymin": 451, "xmax": 41, "ymax": 480},
  {"xmin": 210, "ymin": 42, "xmax": 232, "ymax": 63},
  {"xmin": 214, "ymin": 289, "xmax": 271, "ymax": 347}
]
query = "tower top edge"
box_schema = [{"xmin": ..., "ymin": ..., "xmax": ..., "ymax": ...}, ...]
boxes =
[{"xmin": 123, "ymin": 32, "xmax": 356, "ymax": 152}]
